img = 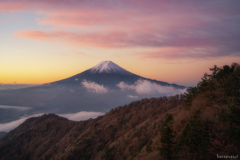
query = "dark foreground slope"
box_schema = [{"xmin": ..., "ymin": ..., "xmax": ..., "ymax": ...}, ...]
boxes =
[
  {"xmin": 0, "ymin": 63, "xmax": 239, "ymax": 160},
  {"xmin": 0, "ymin": 132, "xmax": 7, "ymax": 138},
  {"xmin": 0, "ymin": 96, "xmax": 183, "ymax": 160}
]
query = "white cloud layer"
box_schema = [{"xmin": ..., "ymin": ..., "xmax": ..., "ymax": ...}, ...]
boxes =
[
  {"xmin": 0, "ymin": 113, "xmax": 44, "ymax": 132},
  {"xmin": 59, "ymin": 111, "xmax": 105, "ymax": 121},
  {"xmin": 0, "ymin": 105, "xmax": 31, "ymax": 110},
  {"xmin": 0, "ymin": 111, "xmax": 105, "ymax": 132},
  {"xmin": 81, "ymin": 80, "xmax": 108, "ymax": 93},
  {"xmin": 0, "ymin": 84, "xmax": 37, "ymax": 90},
  {"xmin": 117, "ymin": 79, "xmax": 186, "ymax": 96},
  {"xmin": 127, "ymin": 95, "xmax": 138, "ymax": 98}
]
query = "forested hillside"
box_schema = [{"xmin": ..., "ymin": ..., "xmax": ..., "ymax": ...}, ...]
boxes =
[{"xmin": 0, "ymin": 63, "xmax": 239, "ymax": 160}]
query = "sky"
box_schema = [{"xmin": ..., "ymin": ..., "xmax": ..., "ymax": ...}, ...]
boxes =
[{"xmin": 1, "ymin": 0, "xmax": 240, "ymax": 87}]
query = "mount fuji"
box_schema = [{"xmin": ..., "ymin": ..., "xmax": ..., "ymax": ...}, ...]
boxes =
[
  {"xmin": 90, "ymin": 61, "xmax": 133, "ymax": 75},
  {"xmin": 51, "ymin": 61, "xmax": 184, "ymax": 89},
  {"xmin": 0, "ymin": 61, "xmax": 186, "ymax": 123}
]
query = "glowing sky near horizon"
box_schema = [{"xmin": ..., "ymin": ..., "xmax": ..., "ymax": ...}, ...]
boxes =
[{"xmin": 1, "ymin": 0, "xmax": 240, "ymax": 86}]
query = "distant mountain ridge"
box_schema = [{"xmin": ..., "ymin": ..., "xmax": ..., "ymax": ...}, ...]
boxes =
[{"xmin": 0, "ymin": 61, "xmax": 186, "ymax": 123}]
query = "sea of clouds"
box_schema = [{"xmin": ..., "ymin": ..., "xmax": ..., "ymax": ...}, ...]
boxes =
[
  {"xmin": 81, "ymin": 80, "xmax": 108, "ymax": 93},
  {"xmin": 117, "ymin": 79, "xmax": 186, "ymax": 96},
  {"xmin": 0, "ymin": 84, "xmax": 38, "ymax": 90},
  {"xmin": 0, "ymin": 111, "xmax": 104, "ymax": 132},
  {"xmin": 0, "ymin": 79, "xmax": 186, "ymax": 132},
  {"xmin": 81, "ymin": 79, "xmax": 186, "ymax": 96}
]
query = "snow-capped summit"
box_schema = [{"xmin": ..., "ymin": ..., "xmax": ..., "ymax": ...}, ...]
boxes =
[
  {"xmin": 90, "ymin": 61, "xmax": 133, "ymax": 75},
  {"xmin": 48, "ymin": 60, "xmax": 186, "ymax": 90}
]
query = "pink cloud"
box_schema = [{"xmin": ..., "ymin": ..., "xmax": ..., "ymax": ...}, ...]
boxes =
[
  {"xmin": 12, "ymin": 28, "xmax": 219, "ymax": 48},
  {"xmin": 2, "ymin": 0, "xmax": 240, "ymax": 59},
  {"xmin": 70, "ymin": 50, "xmax": 88, "ymax": 56},
  {"xmin": 0, "ymin": 0, "xmax": 75, "ymax": 13},
  {"xmin": 35, "ymin": 9, "xmax": 121, "ymax": 28},
  {"xmin": 0, "ymin": 0, "xmax": 200, "ymax": 30},
  {"xmin": 15, "ymin": 30, "xmax": 61, "ymax": 41},
  {"xmin": 15, "ymin": 30, "xmax": 138, "ymax": 48},
  {"xmin": 0, "ymin": 19, "xmax": 6, "ymax": 22},
  {"xmin": 132, "ymin": 47, "xmax": 218, "ymax": 60},
  {"xmin": 0, "ymin": 1, "xmax": 29, "ymax": 12}
]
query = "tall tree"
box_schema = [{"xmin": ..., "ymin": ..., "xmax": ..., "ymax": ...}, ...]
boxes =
[{"xmin": 159, "ymin": 114, "xmax": 175, "ymax": 160}]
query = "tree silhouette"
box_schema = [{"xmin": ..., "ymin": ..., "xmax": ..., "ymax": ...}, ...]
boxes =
[{"xmin": 159, "ymin": 114, "xmax": 175, "ymax": 160}]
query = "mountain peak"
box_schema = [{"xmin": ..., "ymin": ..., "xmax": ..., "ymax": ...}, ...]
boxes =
[{"xmin": 89, "ymin": 61, "xmax": 133, "ymax": 75}]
